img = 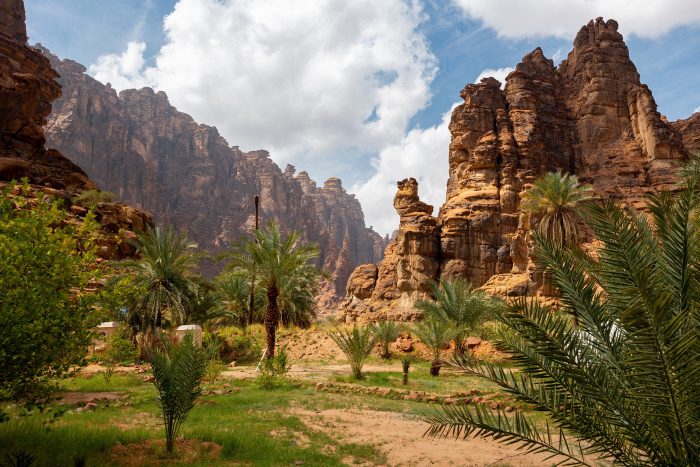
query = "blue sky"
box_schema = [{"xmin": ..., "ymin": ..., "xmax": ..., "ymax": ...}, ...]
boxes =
[{"xmin": 25, "ymin": 0, "xmax": 700, "ymax": 234}]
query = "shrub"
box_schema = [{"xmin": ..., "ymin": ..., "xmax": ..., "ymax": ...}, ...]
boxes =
[
  {"xmin": 71, "ymin": 190, "xmax": 115, "ymax": 208},
  {"xmin": 148, "ymin": 334, "xmax": 207, "ymax": 454},
  {"xmin": 330, "ymin": 325, "xmax": 378, "ymax": 380},
  {"xmin": 101, "ymin": 330, "xmax": 138, "ymax": 383},
  {"xmin": 203, "ymin": 334, "xmax": 225, "ymax": 383},
  {"xmin": 373, "ymin": 321, "xmax": 402, "ymax": 359},
  {"xmin": 255, "ymin": 346, "xmax": 290, "ymax": 390},
  {"xmin": 0, "ymin": 181, "xmax": 102, "ymax": 405}
]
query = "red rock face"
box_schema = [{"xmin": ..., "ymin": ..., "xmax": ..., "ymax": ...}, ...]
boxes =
[
  {"xmin": 344, "ymin": 18, "xmax": 692, "ymax": 321},
  {"xmin": 40, "ymin": 49, "xmax": 386, "ymax": 296},
  {"xmin": 0, "ymin": 0, "xmax": 151, "ymax": 258},
  {"xmin": 672, "ymin": 113, "xmax": 700, "ymax": 155}
]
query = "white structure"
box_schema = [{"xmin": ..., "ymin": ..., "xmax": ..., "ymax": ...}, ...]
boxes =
[
  {"xmin": 97, "ymin": 321, "xmax": 120, "ymax": 339},
  {"xmin": 176, "ymin": 324, "xmax": 203, "ymax": 347}
]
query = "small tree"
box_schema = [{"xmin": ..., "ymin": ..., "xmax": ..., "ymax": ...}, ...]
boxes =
[
  {"xmin": 330, "ymin": 325, "xmax": 378, "ymax": 379},
  {"xmin": 416, "ymin": 279, "xmax": 500, "ymax": 358},
  {"xmin": 0, "ymin": 181, "xmax": 102, "ymax": 405},
  {"xmin": 373, "ymin": 321, "xmax": 402, "ymax": 359},
  {"xmin": 401, "ymin": 356, "xmax": 412, "ymax": 385},
  {"xmin": 148, "ymin": 334, "xmax": 207, "ymax": 454},
  {"xmin": 413, "ymin": 319, "xmax": 453, "ymax": 376},
  {"xmin": 102, "ymin": 330, "xmax": 138, "ymax": 383},
  {"xmin": 520, "ymin": 171, "xmax": 593, "ymax": 247}
]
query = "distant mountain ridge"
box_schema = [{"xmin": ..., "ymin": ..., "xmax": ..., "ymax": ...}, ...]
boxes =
[{"xmin": 39, "ymin": 47, "xmax": 387, "ymax": 305}]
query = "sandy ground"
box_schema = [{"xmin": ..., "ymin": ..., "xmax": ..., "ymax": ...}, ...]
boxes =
[{"xmin": 292, "ymin": 407, "xmax": 561, "ymax": 466}]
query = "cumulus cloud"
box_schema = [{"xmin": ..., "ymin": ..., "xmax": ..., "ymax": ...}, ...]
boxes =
[
  {"xmin": 473, "ymin": 67, "xmax": 514, "ymax": 89},
  {"xmin": 87, "ymin": 0, "xmax": 437, "ymax": 171},
  {"xmin": 352, "ymin": 104, "xmax": 457, "ymax": 235},
  {"xmin": 89, "ymin": 41, "xmax": 151, "ymax": 90},
  {"xmin": 695, "ymin": 106, "xmax": 700, "ymax": 113},
  {"xmin": 452, "ymin": 0, "xmax": 700, "ymax": 39}
]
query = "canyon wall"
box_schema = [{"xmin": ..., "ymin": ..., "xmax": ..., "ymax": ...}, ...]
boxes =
[
  {"xmin": 344, "ymin": 18, "xmax": 695, "ymax": 321},
  {"xmin": 40, "ymin": 49, "xmax": 386, "ymax": 299},
  {"xmin": 0, "ymin": 0, "xmax": 150, "ymax": 259}
]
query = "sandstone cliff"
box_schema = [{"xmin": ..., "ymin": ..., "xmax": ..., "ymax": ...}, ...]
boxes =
[
  {"xmin": 40, "ymin": 49, "xmax": 386, "ymax": 297},
  {"xmin": 344, "ymin": 17, "xmax": 694, "ymax": 321},
  {"xmin": 0, "ymin": 0, "xmax": 151, "ymax": 259}
]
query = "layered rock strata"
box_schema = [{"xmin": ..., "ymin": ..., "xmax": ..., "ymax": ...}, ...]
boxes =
[
  {"xmin": 344, "ymin": 17, "xmax": 694, "ymax": 321},
  {"xmin": 0, "ymin": 0, "xmax": 151, "ymax": 259},
  {"xmin": 41, "ymin": 49, "xmax": 385, "ymax": 296}
]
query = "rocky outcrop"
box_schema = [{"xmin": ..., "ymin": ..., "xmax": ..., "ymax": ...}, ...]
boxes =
[
  {"xmin": 672, "ymin": 113, "xmax": 700, "ymax": 155},
  {"xmin": 344, "ymin": 18, "xmax": 690, "ymax": 321},
  {"xmin": 0, "ymin": 0, "xmax": 150, "ymax": 259},
  {"xmin": 40, "ymin": 48, "xmax": 385, "ymax": 295},
  {"xmin": 343, "ymin": 178, "xmax": 438, "ymax": 321}
]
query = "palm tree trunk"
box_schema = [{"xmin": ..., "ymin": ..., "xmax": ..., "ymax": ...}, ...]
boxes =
[{"xmin": 264, "ymin": 283, "xmax": 279, "ymax": 359}]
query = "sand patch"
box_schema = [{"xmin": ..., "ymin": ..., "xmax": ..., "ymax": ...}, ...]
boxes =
[
  {"xmin": 292, "ymin": 407, "xmax": 563, "ymax": 466},
  {"xmin": 58, "ymin": 391, "xmax": 124, "ymax": 406}
]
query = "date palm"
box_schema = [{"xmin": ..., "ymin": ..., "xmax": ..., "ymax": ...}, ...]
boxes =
[
  {"xmin": 425, "ymin": 167, "xmax": 700, "ymax": 465},
  {"xmin": 330, "ymin": 324, "xmax": 378, "ymax": 379},
  {"xmin": 416, "ymin": 279, "xmax": 500, "ymax": 358},
  {"xmin": 373, "ymin": 320, "xmax": 402, "ymax": 359},
  {"xmin": 521, "ymin": 171, "xmax": 593, "ymax": 247},
  {"xmin": 148, "ymin": 333, "xmax": 207, "ymax": 454},
  {"xmin": 121, "ymin": 225, "xmax": 200, "ymax": 331},
  {"xmin": 413, "ymin": 318, "xmax": 453, "ymax": 376},
  {"xmin": 225, "ymin": 222, "xmax": 319, "ymax": 358},
  {"xmin": 213, "ymin": 271, "xmax": 264, "ymax": 328}
]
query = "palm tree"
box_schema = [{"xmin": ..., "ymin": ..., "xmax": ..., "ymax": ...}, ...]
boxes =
[
  {"xmin": 413, "ymin": 319, "xmax": 453, "ymax": 376},
  {"xmin": 225, "ymin": 222, "xmax": 320, "ymax": 358},
  {"xmin": 277, "ymin": 264, "xmax": 320, "ymax": 328},
  {"xmin": 121, "ymin": 226, "xmax": 200, "ymax": 332},
  {"xmin": 425, "ymin": 168, "xmax": 700, "ymax": 466},
  {"xmin": 148, "ymin": 333, "xmax": 207, "ymax": 454},
  {"xmin": 416, "ymin": 279, "xmax": 500, "ymax": 358},
  {"xmin": 373, "ymin": 321, "xmax": 402, "ymax": 359},
  {"xmin": 213, "ymin": 271, "xmax": 264, "ymax": 328},
  {"xmin": 521, "ymin": 171, "xmax": 593, "ymax": 247},
  {"xmin": 330, "ymin": 325, "xmax": 378, "ymax": 379}
]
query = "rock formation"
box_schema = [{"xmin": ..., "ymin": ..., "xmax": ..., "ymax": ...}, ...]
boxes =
[
  {"xmin": 40, "ymin": 48, "xmax": 385, "ymax": 297},
  {"xmin": 344, "ymin": 17, "xmax": 694, "ymax": 321},
  {"xmin": 0, "ymin": 0, "xmax": 150, "ymax": 259}
]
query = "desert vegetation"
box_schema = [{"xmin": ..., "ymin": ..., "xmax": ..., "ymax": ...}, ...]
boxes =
[{"xmin": 2, "ymin": 171, "xmax": 699, "ymax": 466}]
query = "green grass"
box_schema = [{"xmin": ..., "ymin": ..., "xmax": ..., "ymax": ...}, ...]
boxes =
[
  {"xmin": 333, "ymin": 366, "xmax": 501, "ymax": 395},
  {"xmin": 0, "ymin": 374, "xmax": 386, "ymax": 466}
]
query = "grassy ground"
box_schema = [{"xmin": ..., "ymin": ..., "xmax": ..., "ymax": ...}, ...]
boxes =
[
  {"xmin": 0, "ymin": 372, "xmax": 434, "ymax": 466},
  {"xmin": 0, "ymin": 359, "xmax": 542, "ymax": 466}
]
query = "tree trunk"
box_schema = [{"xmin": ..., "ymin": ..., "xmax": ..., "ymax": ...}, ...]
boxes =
[{"xmin": 264, "ymin": 284, "xmax": 279, "ymax": 359}]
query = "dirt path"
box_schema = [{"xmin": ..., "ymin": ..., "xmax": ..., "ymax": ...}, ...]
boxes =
[{"xmin": 292, "ymin": 407, "xmax": 560, "ymax": 466}]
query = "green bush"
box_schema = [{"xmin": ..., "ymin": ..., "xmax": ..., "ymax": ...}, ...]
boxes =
[
  {"xmin": 71, "ymin": 190, "xmax": 115, "ymax": 208},
  {"xmin": 101, "ymin": 330, "xmax": 138, "ymax": 383},
  {"xmin": 0, "ymin": 180, "xmax": 102, "ymax": 405},
  {"xmin": 256, "ymin": 346, "xmax": 290, "ymax": 390},
  {"xmin": 211, "ymin": 326, "xmax": 263, "ymax": 363}
]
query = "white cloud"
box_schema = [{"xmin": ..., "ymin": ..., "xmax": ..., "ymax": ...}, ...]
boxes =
[
  {"xmin": 352, "ymin": 104, "xmax": 456, "ymax": 235},
  {"xmin": 473, "ymin": 67, "xmax": 514, "ymax": 89},
  {"xmin": 89, "ymin": 41, "xmax": 151, "ymax": 90},
  {"xmin": 87, "ymin": 0, "xmax": 437, "ymax": 172},
  {"xmin": 695, "ymin": 106, "xmax": 700, "ymax": 113},
  {"xmin": 452, "ymin": 0, "xmax": 700, "ymax": 39}
]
